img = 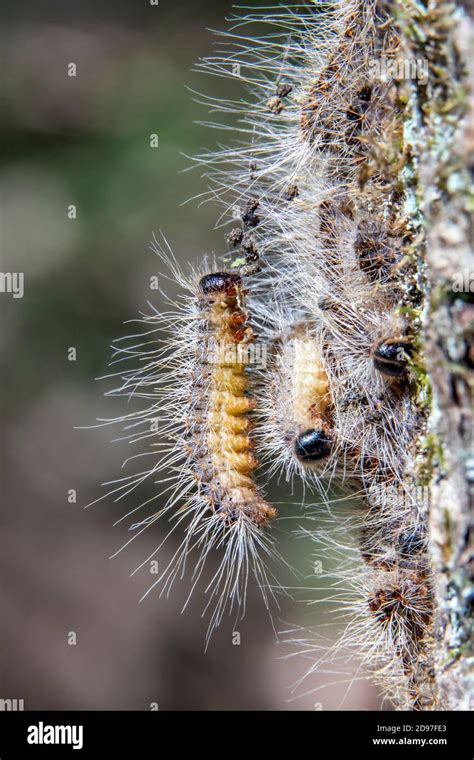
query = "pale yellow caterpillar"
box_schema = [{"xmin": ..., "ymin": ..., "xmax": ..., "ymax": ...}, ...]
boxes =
[{"xmin": 257, "ymin": 322, "xmax": 336, "ymax": 491}]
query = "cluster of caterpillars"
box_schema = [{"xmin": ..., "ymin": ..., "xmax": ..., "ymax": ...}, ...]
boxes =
[
  {"xmin": 304, "ymin": 2, "xmax": 433, "ymax": 709},
  {"xmin": 101, "ymin": 0, "xmax": 451, "ymax": 708},
  {"xmin": 186, "ymin": 0, "xmax": 437, "ymax": 708}
]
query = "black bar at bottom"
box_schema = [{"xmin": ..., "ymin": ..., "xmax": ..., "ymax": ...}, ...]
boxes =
[{"xmin": 0, "ymin": 710, "xmax": 470, "ymax": 758}]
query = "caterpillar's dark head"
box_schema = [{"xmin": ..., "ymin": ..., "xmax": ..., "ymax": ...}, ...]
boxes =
[
  {"xmin": 373, "ymin": 338, "xmax": 414, "ymax": 377},
  {"xmin": 199, "ymin": 272, "xmax": 241, "ymax": 295},
  {"xmin": 294, "ymin": 428, "xmax": 332, "ymax": 462}
]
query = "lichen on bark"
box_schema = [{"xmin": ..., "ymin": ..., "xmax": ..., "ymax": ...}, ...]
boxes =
[{"xmin": 394, "ymin": 0, "xmax": 473, "ymax": 709}]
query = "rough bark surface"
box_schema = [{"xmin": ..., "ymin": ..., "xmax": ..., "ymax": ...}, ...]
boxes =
[{"xmin": 407, "ymin": 2, "xmax": 473, "ymax": 710}]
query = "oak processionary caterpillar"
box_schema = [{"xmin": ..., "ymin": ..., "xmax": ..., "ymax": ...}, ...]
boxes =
[
  {"xmin": 95, "ymin": 243, "xmax": 281, "ymax": 640},
  {"xmin": 91, "ymin": 0, "xmax": 470, "ymax": 709},
  {"xmin": 257, "ymin": 320, "xmax": 336, "ymax": 491}
]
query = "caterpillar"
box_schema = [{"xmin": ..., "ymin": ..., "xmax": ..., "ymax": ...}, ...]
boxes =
[
  {"xmin": 289, "ymin": 483, "xmax": 435, "ymax": 709},
  {"xmin": 256, "ymin": 320, "xmax": 337, "ymax": 492},
  {"xmin": 94, "ymin": 244, "xmax": 280, "ymax": 641},
  {"xmin": 192, "ymin": 270, "xmax": 276, "ymax": 529}
]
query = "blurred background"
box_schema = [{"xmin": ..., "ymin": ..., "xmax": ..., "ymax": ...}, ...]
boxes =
[{"xmin": 1, "ymin": 0, "xmax": 382, "ymax": 710}]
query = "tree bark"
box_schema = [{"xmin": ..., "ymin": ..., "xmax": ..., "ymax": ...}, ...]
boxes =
[{"xmin": 400, "ymin": 1, "xmax": 473, "ymax": 709}]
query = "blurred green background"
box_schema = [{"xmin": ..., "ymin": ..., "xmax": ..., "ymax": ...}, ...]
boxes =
[{"xmin": 1, "ymin": 0, "xmax": 381, "ymax": 709}]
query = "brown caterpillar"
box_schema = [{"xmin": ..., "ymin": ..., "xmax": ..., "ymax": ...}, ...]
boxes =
[
  {"xmin": 367, "ymin": 567, "xmax": 436, "ymax": 710},
  {"xmin": 233, "ymin": 0, "xmax": 435, "ymax": 709},
  {"xmin": 300, "ymin": 1, "xmax": 397, "ymax": 169}
]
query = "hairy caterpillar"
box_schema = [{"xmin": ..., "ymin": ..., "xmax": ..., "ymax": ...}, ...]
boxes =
[
  {"xmin": 289, "ymin": 483, "xmax": 435, "ymax": 709},
  {"xmin": 283, "ymin": 326, "xmax": 333, "ymax": 466},
  {"xmin": 192, "ymin": 270, "xmax": 276, "ymax": 528},
  {"xmin": 256, "ymin": 320, "xmax": 337, "ymax": 492},
  {"xmin": 93, "ymin": 244, "xmax": 280, "ymax": 640}
]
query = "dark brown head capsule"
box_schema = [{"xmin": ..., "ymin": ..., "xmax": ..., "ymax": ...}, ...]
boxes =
[
  {"xmin": 294, "ymin": 429, "xmax": 332, "ymax": 462},
  {"xmin": 199, "ymin": 272, "xmax": 241, "ymax": 295},
  {"xmin": 373, "ymin": 338, "xmax": 414, "ymax": 377}
]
